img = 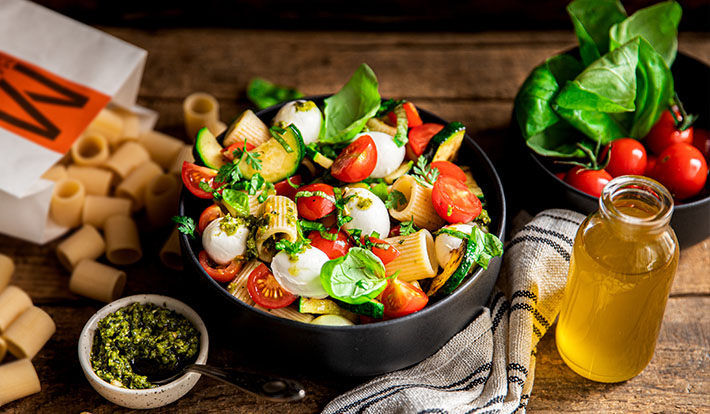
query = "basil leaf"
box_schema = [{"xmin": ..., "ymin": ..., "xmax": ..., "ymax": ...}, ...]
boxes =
[
  {"xmin": 322, "ymin": 64, "xmax": 381, "ymax": 143},
  {"xmin": 221, "ymin": 189, "xmax": 250, "ymax": 217},
  {"xmin": 469, "ymin": 227, "xmax": 504, "ymax": 270},
  {"xmin": 567, "ymin": 0, "xmax": 627, "ymax": 66},
  {"xmin": 320, "ymin": 247, "xmax": 387, "ymax": 305},
  {"xmin": 247, "ymin": 78, "xmax": 303, "ymax": 110},
  {"xmin": 631, "ymin": 37, "xmax": 674, "ymax": 138}
]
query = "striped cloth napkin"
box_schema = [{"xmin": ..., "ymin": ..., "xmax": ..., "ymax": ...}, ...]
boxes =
[{"xmin": 322, "ymin": 209, "xmax": 585, "ymax": 414}]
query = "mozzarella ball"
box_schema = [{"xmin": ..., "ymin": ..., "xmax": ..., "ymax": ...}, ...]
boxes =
[
  {"xmin": 353, "ymin": 131, "xmax": 406, "ymax": 178},
  {"xmin": 271, "ymin": 246, "xmax": 330, "ymax": 298},
  {"xmin": 341, "ymin": 187, "xmax": 390, "ymax": 238},
  {"xmin": 202, "ymin": 217, "xmax": 251, "ymax": 265},
  {"xmin": 435, "ymin": 224, "xmax": 473, "ymax": 267},
  {"xmin": 273, "ymin": 100, "xmax": 322, "ymax": 145}
]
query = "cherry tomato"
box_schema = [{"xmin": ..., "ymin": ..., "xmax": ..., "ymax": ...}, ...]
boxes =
[
  {"xmin": 364, "ymin": 237, "xmax": 400, "ymax": 265},
  {"xmin": 407, "ymin": 123, "xmax": 444, "ymax": 158},
  {"xmin": 247, "ymin": 263, "xmax": 296, "ymax": 309},
  {"xmin": 564, "ymin": 166, "xmax": 612, "ymax": 198},
  {"xmin": 198, "ymin": 250, "xmax": 242, "ymax": 283},
  {"xmin": 331, "ymin": 135, "xmax": 378, "ymax": 182},
  {"xmin": 197, "ymin": 204, "xmax": 223, "ymax": 233},
  {"xmin": 296, "ymin": 183, "xmax": 336, "ymax": 221},
  {"xmin": 307, "ymin": 228, "xmax": 352, "ymax": 260},
  {"xmin": 646, "ymin": 155, "xmax": 658, "ymax": 178},
  {"xmin": 430, "ymin": 161, "xmax": 467, "ymax": 183},
  {"xmin": 388, "ymin": 226, "xmax": 402, "ymax": 237},
  {"xmin": 181, "ymin": 162, "xmax": 218, "ymax": 199},
  {"xmin": 380, "ymin": 279, "xmax": 429, "ymax": 319},
  {"xmin": 274, "ymin": 175, "xmax": 302, "ymax": 200},
  {"xmin": 386, "ymin": 102, "xmax": 423, "ymax": 128},
  {"xmin": 644, "ymin": 109, "xmax": 693, "ymax": 155},
  {"xmin": 692, "ymin": 128, "xmax": 710, "ymax": 162},
  {"xmin": 603, "ymin": 138, "xmax": 647, "ymax": 177},
  {"xmin": 222, "ymin": 141, "xmax": 256, "ymax": 161},
  {"xmin": 654, "ymin": 143, "xmax": 708, "ymax": 200},
  {"xmin": 431, "ymin": 175, "xmax": 482, "ymax": 223},
  {"xmin": 554, "ymin": 171, "xmax": 567, "ymax": 181}
]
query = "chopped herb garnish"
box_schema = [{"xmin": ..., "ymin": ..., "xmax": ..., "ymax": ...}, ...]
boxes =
[
  {"xmin": 376, "ymin": 98, "xmax": 405, "ymax": 118},
  {"xmin": 300, "ymin": 219, "xmax": 338, "ymax": 241},
  {"xmin": 412, "ymin": 156, "xmax": 440, "ymax": 186},
  {"xmin": 392, "ymin": 103, "xmax": 409, "ymax": 147},
  {"xmin": 274, "ymin": 238, "xmax": 310, "ymax": 260},
  {"xmin": 447, "ymin": 205, "xmax": 454, "ymax": 217},
  {"xmin": 231, "ymin": 138, "xmax": 262, "ymax": 171},
  {"xmin": 398, "ymin": 218, "xmax": 418, "ymax": 236},
  {"xmin": 269, "ymin": 125, "xmax": 294, "ymax": 153},
  {"xmin": 172, "ymin": 216, "xmax": 197, "ymax": 239},
  {"xmin": 385, "ymin": 190, "xmax": 407, "ymax": 209}
]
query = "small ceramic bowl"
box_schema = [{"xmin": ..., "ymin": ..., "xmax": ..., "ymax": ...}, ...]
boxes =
[{"xmin": 78, "ymin": 294, "xmax": 209, "ymax": 409}]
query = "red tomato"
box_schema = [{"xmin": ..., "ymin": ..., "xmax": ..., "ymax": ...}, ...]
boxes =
[
  {"xmin": 644, "ymin": 110, "xmax": 693, "ymax": 155},
  {"xmin": 654, "ymin": 143, "xmax": 708, "ymax": 200},
  {"xmin": 198, "ymin": 250, "xmax": 241, "ymax": 283},
  {"xmin": 197, "ymin": 204, "xmax": 223, "ymax": 233},
  {"xmin": 431, "ymin": 175, "xmax": 482, "ymax": 223},
  {"xmin": 380, "ymin": 279, "xmax": 429, "ymax": 319},
  {"xmin": 692, "ymin": 129, "xmax": 710, "ymax": 162},
  {"xmin": 222, "ymin": 141, "xmax": 257, "ymax": 161},
  {"xmin": 181, "ymin": 162, "xmax": 218, "ymax": 199},
  {"xmin": 330, "ymin": 135, "xmax": 377, "ymax": 182},
  {"xmin": 555, "ymin": 171, "xmax": 567, "ymax": 181},
  {"xmin": 274, "ymin": 175, "xmax": 302, "ymax": 200},
  {"xmin": 407, "ymin": 123, "xmax": 444, "ymax": 158},
  {"xmin": 564, "ymin": 166, "xmax": 612, "ymax": 198},
  {"xmin": 386, "ymin": 102, "xmax": 423, "ymax": 128},
  {"xmin": 431, "ymin": 161, "xmax": 467, "ymax": 183},
  {"xmin": 308, "ymin": 228, "xmax": 352, "ymax": 260},
  {"xmin": 247, "ymin": 263, "xmax": 296, "ymax": 309},
  {"xmin": 646, "ymin": 155, "xmax": 658, "ymax": 177},
  {"xmin": 365, "ymin": 237, "xmax": 400, "ymax": 265},
  {"xmin": 296, "ymin": 183, "xmax": 336, "ymax": 221},
  {"xmin": 604, "ymin": 138, "xmax": 647, "ymax": 177},
  {"xmin": 388, "ymin": 226, "xmax": 401, "ymax": 238}
]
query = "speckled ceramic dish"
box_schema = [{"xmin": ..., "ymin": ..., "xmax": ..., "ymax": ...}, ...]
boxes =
[{"xmin": 78, "ymin": 294, "xmax": 209, "ymax": 409}]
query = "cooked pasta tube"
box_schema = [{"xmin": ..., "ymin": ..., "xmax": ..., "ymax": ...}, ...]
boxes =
[
  {"xmin": 85, "ymin": 107, "xmax": 124, "ymax": 146},
  {"xmin": 145, "ymin": 174, "xmax": 180, "ymax": 228},
  {"xmin": 4, "ymin": 306, "xmax": 56, "ymax": 359},
  {"xmin": 366, "ymin": 118, "xmax": 396, "ymax": 136},
  {"xmin": 50, "ymin": 179, "xmax": 85, "ymax": 228},
  {"xmin": 248, "ymin": 193, "xmax": 265, "ymax": 216},
  {"xmin": 388, "ymin": 175, "xmax": 445, "ymax": 231},
  {"xmin": 0, "ymin": 254, "xmax": 14, "ymax": 292},
  {"xmin": 169, "ymin": 144, "xmax": 195, "ymax": 176},
  {"xmin": 41, "ymin": 164, "xmax": 67, "ymax": 182},
  {"xmin": 0, "ymin": 286, "xmax": 32, "ymax": 333},
  {"xmin": 160, "ymin": 227, "xmax": 183, "ymax": 271},
  {"xmin": 183, "ymin": 92, "xmax": 221, "ymax": 140},
  {"xmin": 0, "ymin": 337, "xmax": 6, "ymax": 362},
  {"xmin": 115, "ymin": 161, "xmax": 162, "ymax": 211},
  {"xmin": 56, "ymin": 224, "xmax": 105, "ymax": 271},
  {"xmin": 139, "ymin": 130, "xmax": 185, "ymax": 170},
  {"xmin": 66, "ymin": 165, "xmax": 113, "ymax": 196},
  {"xmin": 104, "ymin": 141, "xmax": 150, "ymax": 180},
  {"xmin": 104, "ymin": 215, "xmax": 142, "ymax": 265},
  {"xmin": 254, "ymin": 305, "xmax": 314, "ymax": 323},
  {"xmin": 82, "ymin": 195, "xmax": 131, "ymax": 229},
  {"xmin": 69, "ymin": 259, "xmax": 126, "ymax": 303},
  {"xmin": 227, "ymin": 260, "xmax": 261, "ymax": 305},
  {"xmin": 0, "ymin": 359, "xmax": 41, "ymax": 406},
  {"xmin": 384, "ymin": 229, "xmax": 438, "ymax": 282},
  {"xmin": 70, "ymin": 133, "xmax": 110, "ymax": 167},
  {"xmin": 255, "ymin": 196, "xmax": 299, "ymax": 262},
  {"xmin": 223, "ymin": 109, "xmax": 271, "ymax": 147}
]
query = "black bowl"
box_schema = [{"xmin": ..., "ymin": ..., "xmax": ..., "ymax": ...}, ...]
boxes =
[
  {"xmin": 510, "ymin": 52, "xmax": 710, "ymax": 248},
  {"xmin": 178, "ymin": 98, "xmax": 507, "ymax": 376}
]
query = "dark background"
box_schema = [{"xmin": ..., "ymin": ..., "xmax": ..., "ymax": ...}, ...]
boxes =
[{"xmin": 33, "ymin": 0, "xmax": 710, "ymax": 32}]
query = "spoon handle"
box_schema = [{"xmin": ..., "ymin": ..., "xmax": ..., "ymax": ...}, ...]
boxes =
[{"xmin": 186, "ymin": 364, "xmax": 306, "ymax": 402}]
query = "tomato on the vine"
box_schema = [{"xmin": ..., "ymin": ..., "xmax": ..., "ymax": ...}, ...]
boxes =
[
  {"xmin": 181, "ymin": 162, "xmax": 218, "ymax": 199},
  {"xmin": 407, "ymin": 123, "xmax": 444, "ymax": 159},
  {"xmin": 197, "ymin": 204, "xmax": 223, "ymax": 233},
  {"xmin": 653, "ymin": 143, "xmax": 708, "ymax": 200},
  {"xmin": 564, "ymin": 166, "xmax": 612, "ymax": 198},
  {"xmin": 645, "ymin": 155, "xmax": 658, "ymax": 178},
  {"xmin": 692, "ymin": 128, "xmax": 710, "ymax": 162},
  {"xmin": 431, "ymin": 175, "xmax": 481, "ymax": 223},
  {"xmin": 330, "ymin": 135, "xmax": 377, "ymax": 182},
  {"xmin": 379, "ymin": 279, "xmax": 428, "ymax": 319},
  {"xmin": 296, "ymin": 183, "xmax": 336, "ymax": 221},
  {"xmin": 198, "ymin": 250, "xmax": 241, "ymax": 283},
  {"xmin": 644, "ymin": 109, "xmax": 693, "ymax": 155},
  {"xmin": 603, "ymin": 138, "xmax": 647, "ymax": 177},
  {"xmin": 247, "ymin": 263, "xmax": 296, "ymax": 309},
  {"xmin": 308, "ymin": 228, "xmax": 352, "ymax": 260},
  {"xmin": 274, "ymin": 175, "xmax": 302, "ymax": 200},
  {"xmin": 431, "ymin": 161, "xmax": 467, "ymax": 183}
]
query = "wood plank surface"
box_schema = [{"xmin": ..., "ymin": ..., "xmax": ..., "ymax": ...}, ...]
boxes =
[{"xmin": 1, "ymin": 29, "xmax": 708, "ymax": 413}]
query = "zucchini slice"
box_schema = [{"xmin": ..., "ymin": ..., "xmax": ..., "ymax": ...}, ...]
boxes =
[
  {"xmin": 238, "ymin": 124, "xmax": 305, "ymax": 182},
  {"xmin": 427, "ymin": 240, "xmax": 466, "ymax": 296},
  {"xmin": 384, "ymin": 161, "xmax": 413, "ymax": 184},
  {"xmin": 335, "ymin": 299, "xmax": 384, "ymax": 319},
  {"xmin": 298, "ymin": 297, "xmax": 358, "ymax": 322},
  {"xmin": 440, "ymin": 236, "xmax": 478, "ymax": 295},
  {"xmin": 422, "ymin": 122, "xmax": 466, "ymax": 162},
  {"xmin": 195, "ymin": 128, "xmax": 226, "ymax": 169},
  {"xmin": 305, "ymin": 145, "xmax": 334, "ymax": 169},
  {"xmin": 460, "ymin": 165, "xmax": 484, "ymax": 198}
]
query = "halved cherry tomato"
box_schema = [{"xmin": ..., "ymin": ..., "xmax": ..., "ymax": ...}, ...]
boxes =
[
  {"xmin": 182, "ymin": 162, "xmax": 218, "ymax": 199},
  {"xmin": 197, "ymin": 204, "xmax": 223, "ymax": 233},
  {"xmin": 431, "ymin": 161, "xmax": 466, "ymax": 183},
  {"xmin": 274, "ymin": 175, "xmax": 302, "ymax": 200},
  {"xmin": 431, "ymin": 175, "xmax": 482, "ymax": 223},
  {"xmin": 407, "ymin": 123, "xmax": 444, "ymax": 158},
  {"xmin": 603, "ymin": 138, "xmax": 647, "ymax": 177},
  {"xmin": 379, "ymin": 279, "xmax": 428, "ymax": 319},
  {"xmin": 296, "ymin": 183, "xmax": 336, "ymax": 221},
  {"xmin": 564, "ymin": 166, "xmax": 612, "ymax": 198},
  {"xmin": 645, "ymin": 109, "xmax": 693, "ymax": 155},
  {"xmin": 386, "ymin": 102, "xmax": 423, "ymax": 128},
  {"xmin": 247, "ymin": 263, "xmax": 296, "ymax": 309},
  {"xmin": 365, "ymin": 237, "xmax": 400, "ymax": 265},
  {"xmin": 654, "ymin": 143, "xmax": 708, "ymax": 200},
  {"xmin": 331, "ymin": 135, "xmax": 377, "ymax": 182},
  {"xmin": 198, "ymin": 250, "xmax": 241, "ymax": 283},
  {"xmin": 308, "ymin": 228, "xmax": 352, "ymax": 260},
  {"xmin": 222, "ymin": 141, "xmax": 256, "ymax": 161}
]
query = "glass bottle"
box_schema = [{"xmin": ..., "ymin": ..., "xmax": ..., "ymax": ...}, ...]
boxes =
[{"xmin": 556, "ymin": 175, "xmax": 679, "ymax": 383}]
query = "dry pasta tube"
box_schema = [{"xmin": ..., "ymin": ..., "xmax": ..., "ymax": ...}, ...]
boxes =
[
  {"xmin": 183, "ymin": 92, "xmax": 221, "ymax": 140},
  {"xmin": 0, "ymin": 286, "xmax": 32, "ymax": 333},
  {"xmin": 66, "ymin": 165, "xmax": 113, "ymax": 196},
  {"xmin": 115, "ymin": 161, "xmax": 163, "ymax": 211},
  {"xmin": 169, "ymin": 145, "xmax": 194, "ymax": 176},
  {"xmin": 223, "ymin": 109, "xmax": 270, "ymax": 147},
  {"xmin": 255, "ymin": 196, "xmax": 299, "ymax": 262},
  {"xmin": 0, "ymin": 337, "xmax": 6, "ymax": 362},
  {"xmin": 56, "ymin": 224, "xmax": 105, "ymax": 271},
  {"xmin": 104, "ymin": 215, "xmax": 142, "ymax": 265},
  {"xmin": 160, "ymin": 227, "xmax": 183, "ymax": 270},
  {"xmin": 227, "ymin": 261, "xmax": 261, "ymax": 305},
  {"xmin": 116, "ymin": 108, "xmax": 141, "ymax": 144},
  {"xmin": 85, "ymin": 107, "xmax": 124, "ymax": 146},
  {"xmin": 139, "ymin": 130, "xmax": 185, "ymax": 170},
  {"xmin": 388, "ymin": 175, "xmax": 445, "ymax": 231},
  {"xmin": 384, "ymin": 229, "xmax": 438, "ymax": 282},
  {"xmin": 0, "ymin": 254, "xmax": 14, "ymax": 293},
  {"xmin": 214, "ymin": 121, "xmax": 227, "ymax": 135},
  {"xmin": 82, "ymin": 195, "xmax": 131, "ymax": 229},
  {"xmin": 4, "ymin": 306, "xmax": 56, "ymax": 359},
  {"xmin": 41, "ymin": 164, "xmax": 67, "ymax": 182},
  {"xmin": 50, "ymin": 179, "xmax": 85, "ymax": 228},
  {"xmin": 104, "ymin": 141, "xmax": 150, "ymax": 180},
  {"xmin": 145, "ymin": 174, "xmax": 180, "ymax": 228},
  {"xmin": 0, "ymin": 359, "xmax": 41, "ymax": 407},
  {"xmin": 70, "ymin": 133, "xmax": 110, "ymax": 167},
  {"xmin": 69, "ymin": 259, "xmax": 126, "ymax": 303}
]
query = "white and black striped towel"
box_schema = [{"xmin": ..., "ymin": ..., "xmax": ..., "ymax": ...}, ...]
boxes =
[{"xmin": 323, "ymin": 209, "xmax": 585, "ymax": 414}]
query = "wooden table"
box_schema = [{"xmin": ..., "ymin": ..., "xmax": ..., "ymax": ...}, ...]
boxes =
[{"xmin": 1, "ymin": 29, "xmax": 708, "ymax": 413}]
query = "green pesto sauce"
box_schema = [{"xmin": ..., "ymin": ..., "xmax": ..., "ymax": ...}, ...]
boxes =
[
  {"xmin": 219, "ymin": 215, "xmax": 248, "ymax": 236},
  {"xmin": 295, "ymin": 100, "xmax": 316, "ymax": 112},
  {"xmin": 90, "ymin": 302, "xmax": 200, "ymax": 390},
  {"xmin": 356, "ymin": 196, "xmax": 372, "ymax": 210}
]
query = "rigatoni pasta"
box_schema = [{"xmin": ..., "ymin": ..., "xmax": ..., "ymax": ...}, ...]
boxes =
[
  {"xmin": 0, "ymin": 337, "xmax": 6, "ymax": 362},
  {"xmin": 227, "ymin": 261, "xmax": 261, "ymax": 305},
  {"xmin": 169, "ymin": 145, "xmax": 195, "ymax": 176},
  {"xmin": 70, "ymin": 133, "xmax": 110, "ymax": 167},
  {"xmin": 223, "ymin": 109, "xmax": 271, "ymax": 147},
  {"xmin": 85, "ymin": 107, "xmax": 124, "ymax": 146},
  {"xmin": 139, "ymin": 130, "xmax": 185, "ymax": 170},
  {"xmin": 115, "ymin": 161, "xmax": 162, "ymax": 211},
  {"xmin": 0, "ymin": 254, "xmax": 14, "ymax": 292},
  {"xmin": 41, "ymin": 164, "xmax": 67, "ymax": 182},
  {"xmin": 104, "ymin": 215, "xmax": 142, "ymax": 265},
  {"xmin": 55, "ymin": 224, "xmax": 105, "ymax": 271},
  {"xmin": 384, "ymin": 229, "xmax": 438, "ymax": 282},
  {"xmin": 145, "ymin": 174, "xmax": 180, "ymax": 228},
  {"xmin": 160, "ymin": 227, "xmax": 183, "ymax": 270},
  {"xmin": 67, "ymin": 165, "xmax": 113, "ymax": 196},
  {"xmin": 3, "ymin": 306, "xmax": 56, "ymax": 359},
  {"xmin": 104, "ymin": 141, "xmax": 150, "ymax": 180},
  {"xmin": 183, "ymin": 92, "xmax": 221, "ymax": 139},
  {"xmin": 50, "ymin": 179, "xmax": 85, "ymax": 228},
  {"xmin": 0, "ymin": 359, "xmax": 41, "ymax": 407},
  {"xmin": 254, "ymin": 305, "xmax": 314, "ymax": 323},
  {"xmin": 82, "ymin": 195, "xmax": 131, "ymax": 229},
  {"xmin": 388, "ymin": 175, "xmax": 445, "ymax": 231},
  {"xmin": 0, "ymin": 286, "xmax": 32, "ymax": 333},
  {"xmin": 255, "ymin": 196, "xmax": 299, "ymax": 262},
  {"xmin": 69, "ymin": 259, "xmax": 126, "ymax": 303}
]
